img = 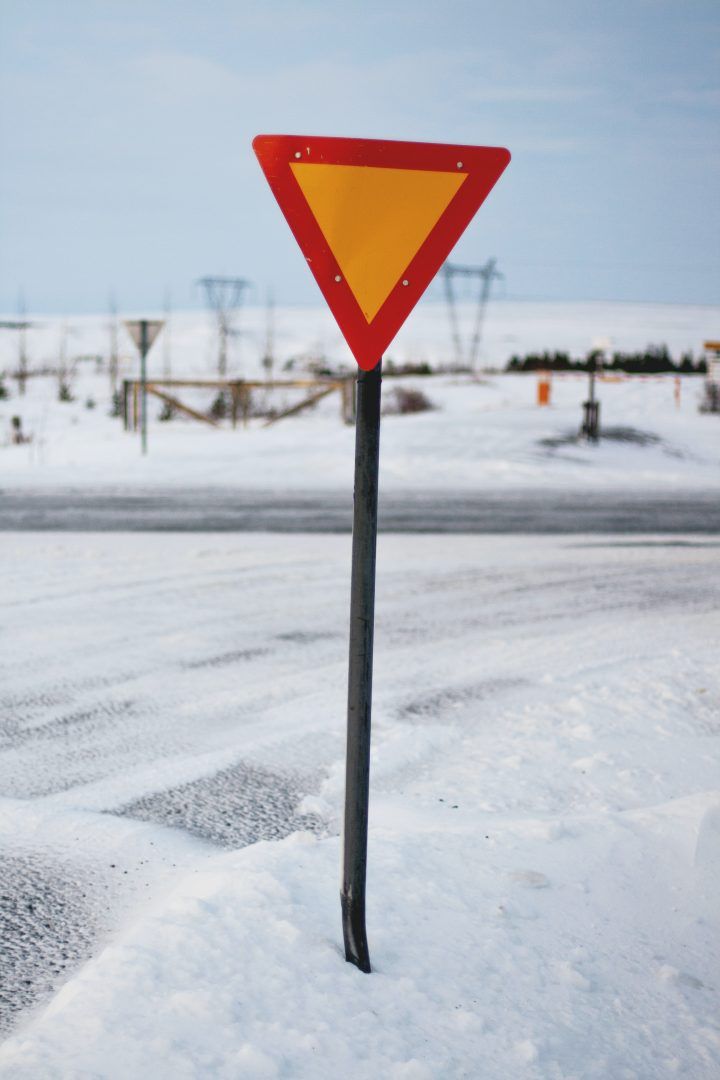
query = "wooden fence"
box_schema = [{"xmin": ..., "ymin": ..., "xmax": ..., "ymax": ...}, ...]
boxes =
[{"xmin": 122, "ymin": 377, "xmax": 355, "ymax": 431}]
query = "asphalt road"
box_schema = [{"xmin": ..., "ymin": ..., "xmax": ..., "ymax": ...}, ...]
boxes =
[{"xmin": 1, "ymin": 487, "xmax": 719, "ymax": 532}]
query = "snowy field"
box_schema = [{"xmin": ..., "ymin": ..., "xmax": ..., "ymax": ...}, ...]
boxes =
[
  {"xmin": 1, "ymin": 300, "xmax": 719, "ymax": 496},
  {"xmin": 1, "ymin": 369, "xmax": 719, "ymax": 497},
  {"xmin": 1, "ymin": 532, "xmax": 719, "ymax": 1077}
]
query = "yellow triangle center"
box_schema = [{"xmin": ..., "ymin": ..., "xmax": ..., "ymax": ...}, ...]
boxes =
[{"xmin": 291, "ymin": 162, "xmax": 467, "ymax": 322}]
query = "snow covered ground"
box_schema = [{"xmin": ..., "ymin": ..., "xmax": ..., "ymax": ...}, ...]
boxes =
[
  {"xmin": 1, "ymin": 298, "xmax": 718, "ymax": 1076},
  {"xmin": 1, "ymin": 300, "xmax": 718, "ymax": 496},
  {"xmin": 1, "ymin": 533, "xmax": 719, "ymax": 1077}
]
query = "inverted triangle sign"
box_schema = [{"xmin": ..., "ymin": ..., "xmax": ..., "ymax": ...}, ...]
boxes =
[
  {"xmin": 253, "ymin": 135, "xmax": 510, "ymax": 370},
  {"xmin": 124, "ymin": 319, "xmax": 165, "ymax": 354}
]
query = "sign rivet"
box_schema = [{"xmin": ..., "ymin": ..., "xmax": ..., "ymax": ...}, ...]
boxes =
[
  {"xmin": 335, "ymin": 274, "xmax": 342, "ymax": 282},
  {"xmin": 456, "ymin": 161, "xmax": 463, "ymax": 168},
  {"xmin": 294, "ymin": 151, "xmax": 302, "ymax": 159},
  {"xmin": 402, "ymin": 279, "xmax": 409, "ymax": 286}
]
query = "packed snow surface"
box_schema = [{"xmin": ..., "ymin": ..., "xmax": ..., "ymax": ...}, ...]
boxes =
[{"xmin": 1, "ymin": 533, "xmax": 719, "ymax": 1077}]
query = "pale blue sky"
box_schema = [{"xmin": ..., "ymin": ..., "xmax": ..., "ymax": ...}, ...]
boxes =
[{"xmin": 1, "ymin": 0, "xmax": 718, "ymax": 313}]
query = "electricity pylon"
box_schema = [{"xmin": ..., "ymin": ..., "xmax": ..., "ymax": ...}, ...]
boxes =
[
  {"xmin": 163, "ymin": 288, "xmax": 172, "ymax": 380},
  {"xmin": 108, "ymin": 293, "xmax": 119, "ymax": 394},
  {"xmin": 0, "ymin": 291, "xmax": 33, "ymax": 394},
  {"xmin": 442, "ymin": 259, "xmax": 502, "ymax": 371},
  {"xmin": 262, "ymin": 290, "xmax": 275, "ymax": 383},
  {"xmin": 198, "ymin": 276, "xmax": 250, "ymax": 376}
]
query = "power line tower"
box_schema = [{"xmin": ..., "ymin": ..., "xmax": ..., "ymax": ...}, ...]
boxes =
[
  {"xmin": 262, "ymin": 290, "xmax": 275, "ymax": 384},
  {"xmin": 17, "ymin": 291, "xmax": 28, "ymax": 394},
  {"xmin": 198, "ymin": 276, "xmax": 250, "ymax": 376},
  {"xmin": 0, "ymin": 291, "xmax": 33, "ymax": 394},
  {"xmin": 108, "ymin": 293, "xmax": 119, "ymax": 395},
  {"xmin": 163, "ymin": 288, "xmax": 172, "ymax": 380},
  {"xmin": 57, "ymin": 321, "xmax": 77, "ymax": 401},
  {"xmin": 442, "ymin": 258, "xmax": 503, "ymax": 371}
]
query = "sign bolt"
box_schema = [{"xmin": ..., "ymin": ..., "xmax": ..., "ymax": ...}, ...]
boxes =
[
  {"xmin": 335, "ymin": 275, "xmax": 342, "ymax": 282},
  {"xmin": 402, "ymin": 279, "xmax": 409, "ymax": 286},
  {"xmin": 456, "ymin": 161, "xmax": 463, "ymax": 168},
  {"xmin": 294, "ymin": 151, "xmax": 302, "ymax": 159}
]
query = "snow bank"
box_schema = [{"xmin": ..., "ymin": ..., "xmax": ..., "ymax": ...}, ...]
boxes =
[
  {"xmin": 2, "ymin": 798, "xmax": 719, "ymax": 1079},
  {"xmin": 1, "ymin": 534, "xmax": 718, "ymax": 1077}
]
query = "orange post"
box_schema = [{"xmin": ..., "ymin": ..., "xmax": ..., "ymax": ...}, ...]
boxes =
[{"xmin": 537, "ymin": 374, "xmax": 551, "ymax": 406}]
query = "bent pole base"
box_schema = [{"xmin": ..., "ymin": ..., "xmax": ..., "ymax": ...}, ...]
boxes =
[
  {"xmin": 341, "ymin": 891, "xmax": 371, "ymax": 973},
  {"xmin": 341, "ymin": 360, "xmax": 382, "ymax": 974}
]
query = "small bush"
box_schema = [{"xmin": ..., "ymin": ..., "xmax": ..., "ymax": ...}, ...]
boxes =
[
  {"xmin": 158, "ymin": 399, "xmax": 176, "ymax": 422},
  {"xmin": 209, "ymin": 391, "xmax": 230, "ymax": 420},
  {"xmin": 85, "ymin": 397, "xmax": 96, "ymax": 410},
  {"xmin": 306, "ymin": 358, "xmax": 338, "ymax": 378},
  {"xmin": 58, "ymin": 381, "xmax": 74, "ymax": 402},
  {"xmin": 0, "ymin": 376, "xmax": 8, "ymax": 400},
  {"xmin": 383, "ymin": 386, "xmax": 437, "ymax": 415}
]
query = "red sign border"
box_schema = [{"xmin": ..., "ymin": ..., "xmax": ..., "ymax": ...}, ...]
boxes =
[{"xmin": 253, "ymin": 135, "xmax": 510, "ymax": 370}]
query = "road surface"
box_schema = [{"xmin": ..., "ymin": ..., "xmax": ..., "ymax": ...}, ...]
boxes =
[{"xmin": 1, "ymin": 487, "xmax": 719, "ymax": 532}]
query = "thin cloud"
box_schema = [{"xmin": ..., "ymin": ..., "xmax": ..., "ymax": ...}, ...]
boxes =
[{"xmin": 467, "ymin": 86, "xmax": 597, "ymax": 105}]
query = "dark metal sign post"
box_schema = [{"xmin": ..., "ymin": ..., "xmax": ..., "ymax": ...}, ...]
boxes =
[
  {"xmin": 123, "ymin": 319, "xmax": 165, "ymax": 456},
  {"xmin": 581, "ymin": 356, "xmax": 600, "ymax": 441},
  {"xmin": 252, "ymin": 134, "xmax": 510, "ymax": 977},
  {"xmin": 341, "ymin": 360, "xmax": 382, "ymax": 973}
]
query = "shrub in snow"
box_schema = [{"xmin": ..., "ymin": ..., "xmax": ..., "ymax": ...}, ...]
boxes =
[
  {"xmin": 209, "ymin": 391, "xmax": 231, "ymax": 420},
  {"xmin": 10, "ymin": 415, "xmax": 31, "ymax": 444},
  {"xmin": 383, "ymin": 359, "xmax": 434, "ymax": 376},
  {"xmin": 383, "ymin": 386, "xmax": 437, "ymax": 415}
]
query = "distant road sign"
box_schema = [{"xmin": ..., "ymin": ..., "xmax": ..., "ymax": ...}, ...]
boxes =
[
  {"xmin": 123, "ymin": 319, "xmax": 165, "ymax": 456},
  {"xmin": 253, "ymin": 135, "xmax": 510, "ymax": 370},
  {"xmin": 124, "ymin": 320, "xmax": 165, "ymax": 353}
]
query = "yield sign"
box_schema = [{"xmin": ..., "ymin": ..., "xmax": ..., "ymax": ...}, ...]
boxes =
[
  {"xmin": 253, "ymin": 135, "xmax": 510, "ymax": 370},
  {"xmin": 124, "ymin": 319, "xmax": 165, "ymax": 354}
]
